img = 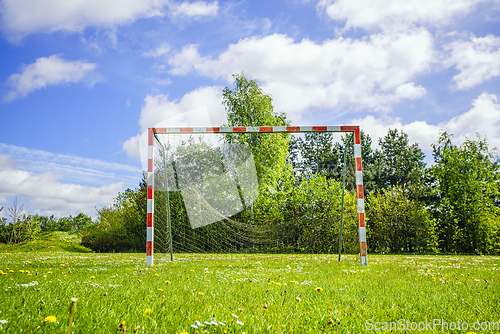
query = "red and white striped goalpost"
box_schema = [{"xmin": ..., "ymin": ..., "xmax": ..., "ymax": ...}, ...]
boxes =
[{"xmin": 147, "ymin": 126, "xmax": 367, "ymax": 266}]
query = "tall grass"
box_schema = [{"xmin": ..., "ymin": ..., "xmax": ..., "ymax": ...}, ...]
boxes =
[{"xmin": 0, "ymin": 252, "xmax": 499, "ymax": 333}]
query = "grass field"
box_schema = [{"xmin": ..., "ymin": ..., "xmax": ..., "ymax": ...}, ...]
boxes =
[{"xmin": 1, "ymin": 242, "xmax": 499, "ymax": 333}]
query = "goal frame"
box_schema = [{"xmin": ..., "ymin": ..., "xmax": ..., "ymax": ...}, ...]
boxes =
[{"xmin": 147, "ymin": 125, "xmax": 367, "ymax": 266}]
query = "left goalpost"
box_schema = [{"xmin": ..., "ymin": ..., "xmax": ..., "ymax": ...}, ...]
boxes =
[{"xmin": 146, "ymin": 125, "xmax": 368, "ymax": 266}]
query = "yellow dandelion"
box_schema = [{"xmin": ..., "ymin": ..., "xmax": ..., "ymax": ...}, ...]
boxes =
[
  {"xmin": 90, "ymin": 276, "xmax": 95, "ymax": 279},
  {"xmin": 155, "ymin": 273, "xmax": 159, "ymax": 277},
  {"xmin": 165, "ymin": 280, "xmax": 171, "ymax": 285},
  {"xmin": 198, "ymin": 292, "xmax": 204, "ymax": 295},
  {"xmin": 158, "ymin": 288, "xmax": 164, "ymax": 292},
  {"xmin": 19, "ymin": 270, "xmax": 25, "ymax": 273},
  {"xmin": 47, "ymin": 271, "xmax": 52, "ymax": 274},
  {"xmin": 315, "ymin": 287, "xmax": 323, "ymax": 292},
  {"xmin": 43, "ymin": 316, "xmax": 57, "ymax": 323}
]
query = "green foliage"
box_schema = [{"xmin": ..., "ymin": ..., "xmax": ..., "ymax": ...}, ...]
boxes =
[
  {"xmin": 367, "ymin": 185, "xmax": 438, "ymax": 253},
  {"xmin": 39, "ymin": 213, "xmax": 93, "ymax": 233},
  {"xmin": 82, "ymin": 187, "xmax": 145, "ymax": 253},
  {"xmin": 432, "ymin": 132, "xmax": 500, "ymax": 253},
  {"xmin": 222, "ymin": 73, "xmax": 290, "ymax": 185},
  {"xmin": 0, "ymin": 214, "xmax": 41, "ymax": 244},
  {"xmin": 378, "ymin": 129, "xmax": 426, "ymax": 190},
  {"xmin": 77, "ymin": 73, "xmax": 500, "ymax": 256},
  {"xmin": 252, "ymin": 170, "xmax": 359, "ymax": 253},
  {"xmin": 293, "ymin": 131, "xmax": 377, "ymax": 193}
]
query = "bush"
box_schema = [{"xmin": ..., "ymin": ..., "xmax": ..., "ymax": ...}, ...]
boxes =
[
  {"xmin": 367, "ymin": 184, "xmax": 438, "ymax": 253},
  {"xmin": 82, "ymin": 188, "xmax": 145, "ymax": 252},
  {"xmin": 0, "ymin": 214, "xmax": 41, "ymax": 244}
]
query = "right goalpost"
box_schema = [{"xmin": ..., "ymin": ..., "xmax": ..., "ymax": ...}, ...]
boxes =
[{"xmin": 146, "ymin": 125, "xmax": 367, "ymax": 266}]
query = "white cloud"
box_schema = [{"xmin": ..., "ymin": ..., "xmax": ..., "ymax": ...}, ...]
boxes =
[
  {"xmin": 4, "ymin": 54, "xmax": 100, "ymax": 101},
  {"xmin": 444, "ymin": 93, "xmax": 500, "ymax": 147},
  {"xmin": 352, "ymin": 115, "xmax": 441, "ymax": 151},
  {"xmin": 0, "ymin": 0, "xmax": 219, "ymax": 41},
  {"xmin": 123, "ymin": 85, "xmax": 226, "ymax": 163},
  {"xmin": 317, "ymin": 0, "xmax": 484, "ymax": 32},
  {"xmin": 6, "ymin": 171, "xmax": 122, "ymax": 218},
  {"xmin": 0, "ymin": 0, "xmax": 167, "ymax": 41},
  {"xmin": 143, "ymin": 43, "xmax": 171, "ymax": 57},
  {"xmin": 168, "ymin": 31, "xmax": 434, "ymax": 119},
  {"xmin": 0, "ymin": 153, "xmax": 18, "ymax": 171},
  {"xmin": 170, "ymin": 1, "xmax": 218, "ymax": 18},
  {"xmin": 169, "ymin": 44, "xmax": 203, "ymax": 75},
  {"xmin": 0, "ymin": 145, "xmax": 144, "ymax": 218},
  {"xmin": 445, "ymin": 34, "xmax": 500, "ymax": 90},
  {"xmin": 0, "ymin": 162, "xmax": 124, "ymax": 219},
  {"xmin": 137, "ymin": 86, "xmax": 225, "ymax": 132},
  {"xmin": 351, "ymin": 92, "xmax": 500, "ymax": 155}
]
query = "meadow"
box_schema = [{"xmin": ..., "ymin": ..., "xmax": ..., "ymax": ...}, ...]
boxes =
[{"xmin": 0, "ymin": 246, "xmax": 499, "ymax": 333}]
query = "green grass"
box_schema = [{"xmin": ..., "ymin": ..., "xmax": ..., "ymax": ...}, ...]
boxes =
[
  {"xmin": 0, "ymin": 251, "xmax": 499, "ymax": 333},
  {"xmin": 0, "ymin": 232, "xmax": 92, "ymax": 253}
]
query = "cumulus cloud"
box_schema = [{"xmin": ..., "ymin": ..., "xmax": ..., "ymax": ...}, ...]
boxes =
[
  {"xmin": 351, "ymin": 92, "xmax": 500, "ymax": 155},
  {"xmin": 445, "ymin": 34, "xmax": 500, "ymax": 90},
  {"xmin": 0, "ymin": 0, "xmax": 219, "ymax": 41},
  {"xmin": 317, "ymin": 0, "xmax": 484, "ymax": 32},
  {"xmin": 168, "ymin": 31, "xmax": 433, "ymax": 119},
  {"xmin": 444, "ymin": 93, "xmax": 500, "ymax": 147},
  {"xmin": 123, "ymin": 85, "xmax": 226, "ymax": 164},
  {"xmin": 4, "ymin": 54, "xmax": 100, "ymax": 102}
]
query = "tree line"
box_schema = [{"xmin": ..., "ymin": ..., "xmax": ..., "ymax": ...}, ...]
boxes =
[
  {"xmin": 1, "ymin": 73, "xmax": 499, "ymax": 254},
  {"xmin": 0, "ymin": 198, "xmax": 93, "ymax": 244},
  {"xmin": 80, "ymin": 73, "xmax": 499, "ymax": 254}
]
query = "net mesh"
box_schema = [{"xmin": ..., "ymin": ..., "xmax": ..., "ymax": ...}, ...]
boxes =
[{"xmin": 152, "ymin": 132, "xmax": 359, "ymax": 255}]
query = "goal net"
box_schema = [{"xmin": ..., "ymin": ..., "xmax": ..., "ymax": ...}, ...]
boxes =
[{"xmin": 147, "ymin": 126, "xmax": 367, "ymax": 265}]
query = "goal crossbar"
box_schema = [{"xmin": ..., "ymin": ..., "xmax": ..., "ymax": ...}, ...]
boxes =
[{"xmin": 147, "ymin": 125, "xmax": 367, "ymax": 266}]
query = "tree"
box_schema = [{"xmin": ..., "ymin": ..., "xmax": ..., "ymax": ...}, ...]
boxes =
[
  {"xmin": 295, "ymin": 131, "xmax": 377, "ymax": 193},
  {"xmin": 82, "ymin": 186, "xmax": 145, "ymax": 252},
  {"xmin": 378, "ymin": 129, "xmax": 426, "ymax": 190},
  {"xmin": 367, "ymin": 184, "xmax": 437, "ymax": 253},
  {"xmin": 8, "ymin": 197, "xmax": 24, "ymax": 224},
  {"xmin": 293, "ymin": 132, "xmax": 336, "ymax": 177},
  {"xmin": 222, "ymin": 73, "xmax": 290, "ymax": 184},
  {"xmin": 432, "ymin": 132, "xmax": 500, "ymax": 253}
]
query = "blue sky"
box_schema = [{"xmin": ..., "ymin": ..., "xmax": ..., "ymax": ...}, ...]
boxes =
[{"xmin": 0, "ymin": 0, "xmax": 499, "ymax": 219}]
